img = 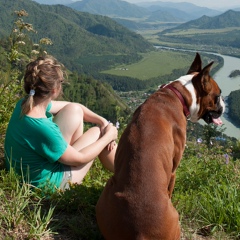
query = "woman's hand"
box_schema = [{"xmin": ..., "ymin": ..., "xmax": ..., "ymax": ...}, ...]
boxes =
[
  {"xmin": 107, "ymin": 140, "xmax": 117, "ymax": 151},
  {"xmin": 99, "ymin": 118, "xmax": 110, "ymax": 134},
  {"xmin": 103, "ymin": 123, "xmax": 118, "ymax": 151}
]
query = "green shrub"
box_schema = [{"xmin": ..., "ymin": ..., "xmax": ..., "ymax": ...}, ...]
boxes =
[{"xmin": 174, "ymin": 141, "xmax": 240, "ymax": 238}]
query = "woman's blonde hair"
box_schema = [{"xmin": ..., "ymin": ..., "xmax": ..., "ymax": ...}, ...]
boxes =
[{"xmin": 21, "ymin": 55, "xmax": 65, "ymax": 115}]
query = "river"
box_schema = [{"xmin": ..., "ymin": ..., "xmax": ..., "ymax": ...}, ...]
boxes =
[
  {"xmin": 156, "ymin": 46, "xmax": 240, "ymax": 139},
  {"xmin": 213, "ymin": 54, "xmax": 240, "ymax": 139}
]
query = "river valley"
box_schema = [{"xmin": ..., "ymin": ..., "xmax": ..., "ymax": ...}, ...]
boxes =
[{"xmin": 213, "ymin": 54, "xmax": 240, "ymax": 139}]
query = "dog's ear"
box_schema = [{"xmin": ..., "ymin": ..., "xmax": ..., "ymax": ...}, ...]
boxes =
[
  {"xmin": 187, "ymin": 52, "xmax": 202, "ymax": 74},
  {"xmin": 200, "ymin": 61, "xmax": 214, "ymax": 93}
]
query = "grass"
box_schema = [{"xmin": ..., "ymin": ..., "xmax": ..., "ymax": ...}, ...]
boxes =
[
  {"xmin": 139, "ymin": 27, "xmax": 240, "ymax": 37},
  {"xmin": 0, "ymin": 140, "xmax": 240, "ymax": 239},
  {"xmin": 174, "ymin": 142, "xmax": 240, "ymax": 239},
  {"xmin": 101, "ymin": 50, "xmax": 194, "ymax": 80},
  {"xmin": 0, "ymin": 158, "xmax": 111, "ymax": 239},
  {"xmin": 163, "ymin": 27, "xmax": 240, "ymax": 36},
  {"xmin": 1, "ymin": 54, "xmax": 239, "ymax": 239},
  {"xmin": 0, "ymin": 167, "xmax": 56, "ymax": 239},
  {"xmin": 0, "ymin": 57, "xmax": 238, "ymax": 240}
]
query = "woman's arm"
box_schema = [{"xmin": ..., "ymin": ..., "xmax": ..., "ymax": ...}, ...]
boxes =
[
  {"xmin": 79, "ymin": 104, "xmax": 109, "ymax": 127},
  {"xmin": 58, "ymin": 123, "xmax": 117, "ymax": 166}
]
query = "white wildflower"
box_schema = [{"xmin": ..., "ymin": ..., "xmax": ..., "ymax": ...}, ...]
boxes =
[
  {"xmin": 40, "ymin": 38, "xmax": 53, "ymax": 45},
  {"xmin": 31, "ymin": 50, "xmax": 39, "ymax": 55},
  {"xmin": 17, "ymin": 41, "xmax": 26, "ymax": 45}
]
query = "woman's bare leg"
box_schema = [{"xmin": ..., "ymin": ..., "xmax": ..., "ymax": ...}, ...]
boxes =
[
  {"xmin": 98, "ymin": 144, "xmax": 116, "ymax": 172},
  {"xmin": 70, "ymin": 127, "xmax": 116, "ymax": 183},
  {"xmin": 53, "ymin": 103, "xmax": 116, "ymax": 184},
  {"xmin": 53, "ymin": 103, "xmax": 84, "ymax": 144}
]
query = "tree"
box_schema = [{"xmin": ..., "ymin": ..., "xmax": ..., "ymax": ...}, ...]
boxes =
[{"xmin": 202, "ymin": 124, "xmax": 226, "ymax": 147}]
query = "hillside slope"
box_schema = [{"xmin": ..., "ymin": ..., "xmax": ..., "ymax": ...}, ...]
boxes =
[
  {"xmin": 157, "ymin": 10, "xmax": 240, "ymax": 53},
  {"xmin": 163, "ymin": 10, "xmax": 240, "ymax": 32},
  {"xmin": 0, "ymin": 0, "xmax": 153, "ymax": 73},
  {"xmin": 68, "ymin": 0, "xmax": 149, "ymax": 18},
  {"xmin": 68, "ymin": 0, "xmax": 220, "ymax": 22},
  {"xmin": 137, "ymin": 1, "xmax": 221, "ymax": 19}
]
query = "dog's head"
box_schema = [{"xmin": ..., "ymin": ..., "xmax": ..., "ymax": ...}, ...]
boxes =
[{"xmin": 186, "ymin": 53, "xmax": 225, "ymax": 125}]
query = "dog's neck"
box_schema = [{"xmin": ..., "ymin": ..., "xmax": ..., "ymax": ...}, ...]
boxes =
[
  {"xmin": 161, "ymin": 74, "xmax": 199, "ymax": 122},
  {"xmin": 162, "ymin": 84, "xmax": 190, "ymax": 119}
]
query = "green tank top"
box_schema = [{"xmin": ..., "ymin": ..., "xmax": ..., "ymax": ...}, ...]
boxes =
[{"xmin": 4, "ymin": 99, "xmax": 68, "ymax": 192}]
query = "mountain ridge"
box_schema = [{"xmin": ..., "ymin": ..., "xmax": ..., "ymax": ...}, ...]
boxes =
[
  {"xmin": 33, "ymin": 0, "xmax": 222, "ymax": 22},
  {"xmin": 136, "ymin": 1, "xmax": 221, "ymax": 20},
  {"xmin": 157, "ymin": 10, "xmax": 240, "ymax": 56},
  {"xmin": 68, "ymin": 0, "xmax": 149, "ymax": 18},
  {"xmin": 0, "ymin": 0, "xmax": 153, "ymax": 73},
  {"xmin": 162, "ymin": 10, "xmax": 240, "ymax": 33}
]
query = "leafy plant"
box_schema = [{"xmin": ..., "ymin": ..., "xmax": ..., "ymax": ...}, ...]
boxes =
[
  {"xmin": 0, "ymin": 166, "xmax": 56, "ymax": 239},
  {"xmin": 174, "ymin": 141, "xmax": 240, "ymax": 238}
]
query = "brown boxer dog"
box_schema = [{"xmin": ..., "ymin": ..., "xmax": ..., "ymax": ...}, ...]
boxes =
[{"xmin": 96, "ymin": 53, "xmax": 225, "ymax": 240}]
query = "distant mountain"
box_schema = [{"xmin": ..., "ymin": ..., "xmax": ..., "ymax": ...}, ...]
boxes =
[
  {"xmin": 0, "ymin": 0, "xmax": 152, "ymax": 73},
  {"xmin": 146, "ymin": 9, "xmax": 183, "ymax": 22},
  {"xmin": 67, "ymin": 0, "xmax": 149, "ymax": 18},
  {"xmin": 163, "ymin": 10, "xmax": 240, "ymax": 32},
  {"xmin": 136, "ymin": 1, "xmax": 222, "ymax": 20},
  {"xmin": 157, "ymin": 10, "xmax": 240, "ymax": 52},
  {"xmin": 146, "ymin": 7, "xmax": 194, "ymax": 22},
  {"xmin": 32, "ymin": 0, "xmax": 223, "ymax": 28},
  {"xmin": 33, "ymin": 0, "xmax": 73, "ymax": 4},
  {"xmin": 233, "ymin": 7, "xmax": 240, "ymax": 11},
  {"xmin": 67, "ymin": 0, "xmax": 221, "ymax": 21}
]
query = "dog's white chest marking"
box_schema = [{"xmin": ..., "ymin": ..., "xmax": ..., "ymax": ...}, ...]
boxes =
[{"xmin": 176, "ymin": 75, "xmax": 200, "ymax": 122}]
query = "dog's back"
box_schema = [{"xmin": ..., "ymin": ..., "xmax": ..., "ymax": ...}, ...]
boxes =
[{"xmin": 96, "ymin": 89, "xmax": 186, "ymax": 240}]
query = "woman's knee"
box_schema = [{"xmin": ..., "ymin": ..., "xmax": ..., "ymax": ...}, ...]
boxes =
[
  {"xmin": 54, "ymin": 103, "xmax": 84, "ymax": 143},
  {"xmin": 64, "ymin": 103, "xmax": 83, "ymax": 119},
  {"xmin": 54, "ymin": 103, "xmax": 83, "ymax": 123}
]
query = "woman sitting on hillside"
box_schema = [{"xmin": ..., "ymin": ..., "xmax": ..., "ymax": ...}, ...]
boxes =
[{"xmin": 4, "ymin": 55, "xmax": 118, "ymax": 192}]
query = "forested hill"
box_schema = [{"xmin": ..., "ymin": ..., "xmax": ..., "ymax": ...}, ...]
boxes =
[
  {"xmin": 0, "ymin": 0, "xmax": 153, "ymax": 73},
  {"xmin": 163, "ymin": 10, "xmax": 240, "ymax": 32},
  {"xmin": 67, "ymin": 0, "xmax": 149, "ymax": 18},
  {"xmin": 158, "ymin": 10, "xmax": 240, "ymax": 52},
  {"xmin": 228, "ymin": 89, "xmax": 240, "ymax": 127}
]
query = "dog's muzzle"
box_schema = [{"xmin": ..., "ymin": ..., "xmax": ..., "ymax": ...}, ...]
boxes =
[{"xmin": 202, "ymin": 106, "xmax": 224, "ymax": 125}]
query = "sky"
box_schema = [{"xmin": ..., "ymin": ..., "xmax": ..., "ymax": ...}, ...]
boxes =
[{"xmin": 125, "ymin": 0, "xmax": 240, "ymax": 10}]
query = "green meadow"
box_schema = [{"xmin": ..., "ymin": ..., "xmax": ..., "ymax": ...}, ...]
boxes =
[
  {"xmin": 102, "ymin": 50, "xmax": 194, "ymax": 80},
  {"xmin": 163, "ymin": 27, "xmax": 240, "ymax": 36}
]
